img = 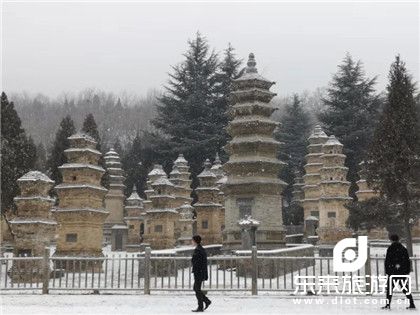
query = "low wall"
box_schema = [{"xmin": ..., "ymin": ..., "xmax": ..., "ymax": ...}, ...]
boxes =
[
  {"xmin": 285, "ymin": 233, "xmax": 304, "ymax": 244},
  {"xmin": 235, "ymin": 244, "xmax": 315, "ymax": 278}
]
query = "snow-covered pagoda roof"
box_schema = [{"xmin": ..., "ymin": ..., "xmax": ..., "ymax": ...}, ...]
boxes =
[
  {"xmin": 148, "ymin": 164, "xmax": 166, "ymax": 177},
  {"xmin": 152, "ymin": 175, "xmax": 174, "ymax": 187},
  {"xmin": 198, "ymin": 159, "xmax": 216, "ymax": 178},
  {"xmin": 17, "ymin": 171, "xmax": 54, "ymax": 183},
  {"xmin": 127, "ymin": 186, "xmax": 143, "ymax": 201},
  {"xmin": 234, "ymin": 53, "xmax": 274, "ymax": 84},
  {"xmin": 324, "ymin": 135, "xmax": 343, "ymax": 146},
  {"xmin": 68, "ymin": 132, "xmax": 96, "ymax": 143},
  {"xmin": 309, "ymin": 125, "xmax": 328, "ymax": 140},
  {"xmin": 174, "ymin": 153, "xmax": 188, "ymax": 164}
]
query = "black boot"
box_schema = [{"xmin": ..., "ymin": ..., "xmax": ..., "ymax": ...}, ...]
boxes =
[
  {"xmin": 192, "ymin": 308, "xmax": 204, "ymax": 312},
  {"xmin": 381, "ymin": 304, "xmax": 390, "ymax": 310},
  {"xmin": 204, "ymin": 300, "xmax": 212, "ymax": 310}
]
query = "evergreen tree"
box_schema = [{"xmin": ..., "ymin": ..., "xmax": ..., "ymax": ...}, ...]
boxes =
[
  {"xmin": 319, "ymin": 54, "xmax": 381, "ymax": 198},
  {"xmin": 113, "ymin": 138, "xmax": 124, "ymax": 156},
  {"xmin": 121, "ymin": 133, "xmax": 146, "ymax": 196},
  {"xmin": 1, "ymin": 92, "xmax": 37, "ymax": 214},
  {"xmin": 365, "ymin": 55, "xmax": 419, "ymax": 256},
  {"xmin": 275, "ymin": 94, "xmax": 312, "ymax": 224},
  {"xmin": 35, "ymin": 142, "xmax": 47, "ymax": 172},
  {"xmin": 82, "ymin": 113, "xmax": 101, "ymax": 151},
  {"xmin": 214, "ymin": 43, "xmax": 242, "ymax": 161},
  {"xmin": 152, "ymin": 33, "xmax": 222, "ymax": 187},
  {"xmin": 46, "ymin": 115, "xmax": 76, "ymax": 184}
]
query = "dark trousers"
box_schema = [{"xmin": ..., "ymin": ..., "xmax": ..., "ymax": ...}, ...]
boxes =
[
  {"xmin": 193, "ymin": 278, "xmax": 210, "ymax": 309},
  {"xmin": 386, "ymin": 276, "xmax": 415, "ymax": 307}
]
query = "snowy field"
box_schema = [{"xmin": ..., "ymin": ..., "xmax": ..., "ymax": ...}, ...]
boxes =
[{"xmin": 1, "ymin": 293, "xmax": 419, "ymax": 315}]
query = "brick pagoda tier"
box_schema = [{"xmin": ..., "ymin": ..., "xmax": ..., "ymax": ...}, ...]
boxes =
[
  {"xmin": 53, "ymin": 133, "xmax": 108, "ymax": 270},
  {"xmin": 317, "ymin": 135, "xmax": 353, "ymax": 244},
  {"xmin": 195, "ymin": 159, "xmax": 224, "ymax": 244},
  {"xmin": 302, "ymin": 125, "xmax": 328, "ymax": 225},
  {"xmin": 177, "ymin": 203, "xmax": 195, "ymax": 246},
  {"xmin": 143, "ymin": 164, "xmax": 166, "ymax": 211},
  {"xmin": 143, "ymin": 175, "xmax": 180, "ymax": 249},
  {"xmin": 169, "ymin": 154, "xmax": 193, "ymax": 208},
  {"xmin": 103, "ymin": 148, "xmax": 127, "ymax": 250},
  {"xmin": 10, "ymin": 171, "xmax": 56, "ymax": 282},
  {"xmin": 124, "ymin": 186, "xmax": 145, "ymax": 252},
  {"xmin": 223, "ymin": 53, "xmax": 287, "ymax": 250}
]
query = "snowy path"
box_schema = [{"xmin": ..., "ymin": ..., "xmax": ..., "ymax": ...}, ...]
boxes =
[{"xmin": 1, "ymin": 294, "xmax": 418, "ymax": 315}]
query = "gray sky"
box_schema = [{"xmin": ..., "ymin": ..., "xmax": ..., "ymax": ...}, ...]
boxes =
[{"xmin": 2, "ymin": 1, "xmax": 419, "ymax": 98}]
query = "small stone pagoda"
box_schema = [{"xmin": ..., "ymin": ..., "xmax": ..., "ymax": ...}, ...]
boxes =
[
  {"xmin": 317, "ymin": 135, "xmax": 352, "ymax": 243},
  {"xmin": 143, "ymin": 175, "xmax": 180, "ymax": 249},
  {"xmin": 53, "ymin": 133, "xmax": 108, "ymax": 269},
  {"xmin": 195, "ymin": 159, "xmax": 224, "ymax": 244},
  {"xmin": 356, "ymin": 162, "xmax": 388, "ymax": 239},
  {"xmin": 302, "ymin": 126, "xmax": 328, "ymax": 224},
  {"xmin": 223, "ymin": 53, "xmax": 287, "ymax": 250},
  {"xmin": 169, "ymin": 154, "xmax": 193, "ymax": 208},
  {"xmin": 103, "ymin": 148, "xmax": 127, "ymax": 250},
  {"xmin": 10, "ymin": 171, "xmax": 56, "ymax": 282},
  {"xmin": 291, "ymin": 170, "xmax": 305, "ymax": 208},
  {"xmin": 177, "ymin": 203, "xmax": 195, "ymax": 246},
  {"xmin": 143, "ymin": 164, "xmax": 166, "ymax": 211},
  {"xmin": 124, "ymin": 186, "xmax": 145, "ymax": 252}
]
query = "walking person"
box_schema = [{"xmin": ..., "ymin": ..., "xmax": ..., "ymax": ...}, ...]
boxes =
[
  {"xmin": 191, "ymin": 235, "xmax": 211, "ymax": 312},
  {"xmin": 382, "ymin": 234, "xmax": 416, "ymax": 310}
]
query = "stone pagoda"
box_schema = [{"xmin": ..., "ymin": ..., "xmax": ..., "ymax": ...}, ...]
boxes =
[
  {"xmin": 103, "ymin": 148, "xmax": 127, "ymax": 249},
  {"xmin": 223, "ymin": 53, "xmax": 287, "ymax": 250},
  {"xmin": 291, "ymin": 170, "xmax": 305, "ymax": 209},
  {"xmin": 302, "ymin": 125, "xmax": 328, "ymax": 224},
  {"xmin": 177, "ymin": 203, "xmax": 195, "ymax": 246},
  {"xmin": 10, "ymin": 171, "xmax": 56, "ymax": 282},
  {"xmin": 169, "ymin": 154, "xmax": 193, "ymax": 208},
  {"xmin": 143, "ymin": 164, "xmax": 166, "ymax": 211},
  {"xmin": 194, "ymin": 159, "xmax": 224, "ymax": 244},
  {"xmin": 124, "ymin": 186, "xmax": 145, "ymax": 252},
  {"xmin": 143, "ymin": 175, "xmax": 180, "ymax": 249},
  {"xmin": 317, "ymin": 135, "xmax": 352, "ymax": 244},
  {"xmin": 355, "ymin": 162, "xmax": 387, "ymax": 239},
  {"xmin": 53, "ymin": 133, "xmax": 108, "ymax": 268}
]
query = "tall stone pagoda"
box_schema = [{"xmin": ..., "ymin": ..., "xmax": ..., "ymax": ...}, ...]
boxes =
[
  {"xmin": 169, "ymin": 154, "xmax": 193, "ymax": 208},
  {"xmin": 302, "ymin": 125, "xmax": 328, "ymax": 223},
  {"xmin": 143, "ymin": 175, "xmax": 180, "ymax": 249},
  {"xmin": 103, "ymin": 148, "xmax": 127, "ymax": 250},
  {"xmin": 10, "ymin": 171, "xmax": 56, "ymax": 282},
  {"xmin": 53, "ymin": 133, "xmax": 108, "ymax": 267},
  {"xmin": 177, "ymin": 203, "xmax": 195, "ymax": 246},
  {"xmin": 124, "ymin": 186, "xmax": 145, "ymax": 251},
  {"xmin": 223, "ymin": 53, "xmax": 287, "ymax": 250},
  {"xmin": 195, "ymin": 159, "xmax": 224, "ymax": 244},
  {"xmin": 317, "ymin": 135, "xmax": 352, "ymax": 244}
]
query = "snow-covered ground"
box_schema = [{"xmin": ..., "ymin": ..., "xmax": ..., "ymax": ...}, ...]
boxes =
[{"xmin": 1, "ymin": 293, "xmax": 418, "ymax": 315}]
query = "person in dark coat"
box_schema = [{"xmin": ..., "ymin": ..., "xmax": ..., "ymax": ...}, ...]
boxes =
[
  {"xmin": 382, "ymin": 234, "xmax": 416, "ymax": 309},
  {"xmin": 191, "ymin": 235, "xmax": 211, "ymax": 312}
]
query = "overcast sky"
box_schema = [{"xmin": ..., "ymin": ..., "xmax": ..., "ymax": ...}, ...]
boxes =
[{"xmin": 2, "ymin": 1, "xmax": 419, "ymax": 98}]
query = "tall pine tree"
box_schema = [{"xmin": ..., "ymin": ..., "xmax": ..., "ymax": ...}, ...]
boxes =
[
  {"xmin": 46, "ymin": 115, "xmax": 76, "ymax": 184},
  {"xmin": 275, "ymin": 94, "xmax": 312, "ymax": 224},
  {"xmin": 1, "ymin": 92, "xmax": 37, "ymax": 214},
  {"xmin": 153, "ymin": 33, "xmax": 224, "ymax": 186},
  {"xmin": 319, "ymin": 54, "xmax": 381, "ymax": 198},
  {"xmin": 365, "ymin": 56, "xmax": 419, "ymax": 256},
  {"xmin": 214, "ymin": 43, "xmax": 242, "ymax": 161}
]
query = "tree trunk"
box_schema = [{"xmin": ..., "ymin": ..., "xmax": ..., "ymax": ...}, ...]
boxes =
[{"xmin": 404, "ymin": 215, "xmax": 413, "ymax": 258}]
